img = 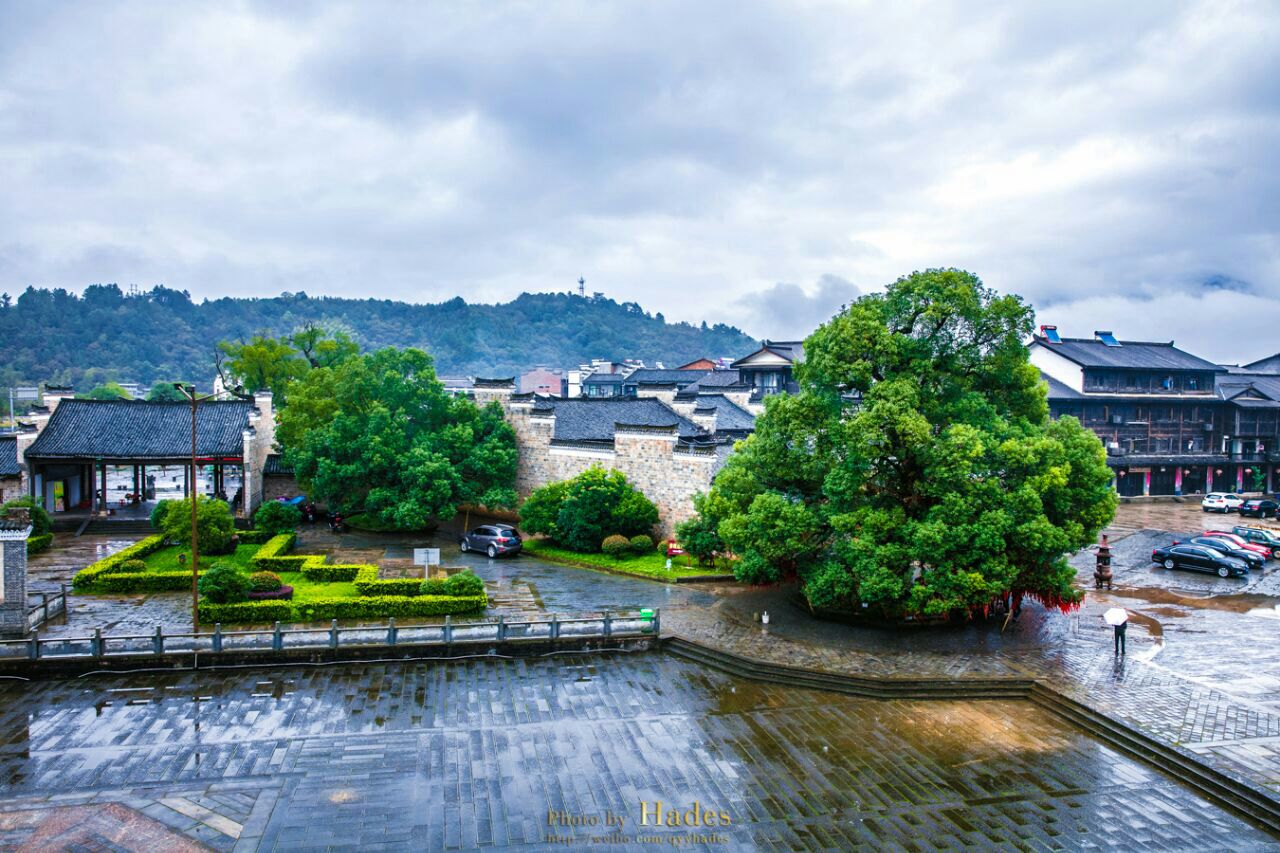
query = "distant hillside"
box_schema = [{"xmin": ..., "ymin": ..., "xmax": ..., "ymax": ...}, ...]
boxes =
[{"xmin": 0, "ymin": 285, "xmax": 758, "ymax": 390}]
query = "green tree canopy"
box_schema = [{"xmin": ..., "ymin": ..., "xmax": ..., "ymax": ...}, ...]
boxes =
[
  {"xmin": 161, "ymin": 496, "xmax": 237, "ymax": 556},
  {"xmin": 519, "ymin": 466, "xmax": 660, "ymax": 552},
  {"xmin": 279, "ymin": 347, "xmax": 518, "ymax": 529},
  {"xmin": 80, "ymin": 382, "xmax": 131, "ymax": 400},
  {"xmin": 217, "ymin": 334, "xmax": 309, "ymax": 399},
  {"xmin": 145, "ymin": 381, "xmax": 189, "ymax": 401},
  {"xmin": 695, "ymin": 269, "xmax": 1116, "ymax": 620}
]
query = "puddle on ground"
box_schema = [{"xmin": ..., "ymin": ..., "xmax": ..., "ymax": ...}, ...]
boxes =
[{"xmin": 1111, "ymin": 585, "xmax": 1280, "ymax": 615}]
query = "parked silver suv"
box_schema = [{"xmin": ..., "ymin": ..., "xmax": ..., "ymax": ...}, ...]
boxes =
[{"xmin": 460, "ymin": 524, "xmax": 522, "ymax": 558}]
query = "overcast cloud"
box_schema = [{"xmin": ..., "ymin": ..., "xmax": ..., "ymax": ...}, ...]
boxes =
[{"xmin": 1, "ymin": 1, "xmax": 1278, "ymax": 361}]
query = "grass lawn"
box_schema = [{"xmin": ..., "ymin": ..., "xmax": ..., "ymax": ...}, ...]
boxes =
[
  {"xmin": 522, "ymin": 539, "xmax": 735, "ymax": 582},
  {"xmin": 143, "ymin": 543, "xmax": 260, "ymax": 573}
]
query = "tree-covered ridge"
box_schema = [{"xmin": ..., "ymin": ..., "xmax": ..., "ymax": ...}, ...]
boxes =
[{"xmin": 0, "ymin": 285, "xmax": 756, "ymax": 390}]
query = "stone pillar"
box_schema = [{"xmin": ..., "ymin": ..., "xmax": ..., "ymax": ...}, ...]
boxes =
[{"xmin": 0, "ymin": 506, "xmax": 33, "ymax": 638}]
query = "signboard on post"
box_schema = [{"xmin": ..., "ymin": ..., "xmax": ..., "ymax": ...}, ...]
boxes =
[{"xmin": 413, "ymin": 548, "xmax": 441, "ymax": 567}]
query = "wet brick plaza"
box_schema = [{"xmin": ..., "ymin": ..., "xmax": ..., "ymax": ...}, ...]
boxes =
[
  {"xmin": 0, "ymin": 654, "xmax": 1272, "ymax": 851},
  {"xmin": 6, "ymin": 502, "xmax": 1280, "ymax": 849}
]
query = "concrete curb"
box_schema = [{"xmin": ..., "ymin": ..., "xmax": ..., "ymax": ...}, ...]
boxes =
[{"xmin": 662, "ymin": 636, "xmax": 1280, "ymax": 838}]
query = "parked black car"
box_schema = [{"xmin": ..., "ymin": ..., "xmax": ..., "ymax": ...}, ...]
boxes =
[
  {"xmin": 1151, "ymin": 544, "xmax": 1250, "ymax": 577},
  {"xmin": 1232, "ymin": 525, "xmax": 1280, "ymax": 558},
  {"xmin": 1187, "ymin": 536, "xmax": 1265, "ymax": 570},
  {"xmin": 1238, "ymin": 498, "xmax": 1279, "ymax": 519},
  {"xmin": 460, "ymin": 524, "xmax": 522, "ymax": 558}
]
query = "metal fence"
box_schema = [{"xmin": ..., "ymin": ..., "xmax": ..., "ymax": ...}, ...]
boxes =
[
  {"xmin": 0, "ymin": 609, "xmax": 660, "ymax": 663},
  {"xmin": 25, "ymin": 586, "xmax": 69, "ymax": 632}
]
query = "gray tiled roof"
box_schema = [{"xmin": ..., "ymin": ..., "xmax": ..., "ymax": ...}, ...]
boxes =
[
  {"xmin": 0, "ymin": 437, "xmax": 19, "ymax": 477},
  {"xmin": 538, "ymin": 399, "xmax": 707, "ymax": 443},
  {"xmin": 693, "ymin": 395, "xmax": 756, "ymax": 433},
  {"xmin": 1244, "ymin": 353, "xmax": 1280, "ymax": 373},
  {"xmin": 26, "ymin": 400, "xmax": 255, "ymax": 460},
  {"xmin": 1032, "ymin": 337, "xmax": 1223, "ymax": 372},
  {"xmin": 264, "ymin": 454, "xmax": 294, "ymax": 475},
  {"xmin": 1217, "ymin": 373, "xmax": 1280, "ymax": 403},
  {"xmin": 582, "ymin": 373, "xmax": 624, "ymax": 385},
  {"xmin": 624, "ymin": 369, "xmax": 711, "ymax": 387},
  {"xmin": 731, "ymin": 340, "xmax": 805, "ymax": 368},
  {"xmin": 0, "ymin": 518, "xmax": 30, "ymax": 531},
  {"xmin": 674, "ymin": 370, "xmax": 747, "ymax": 398},
  {"xmin": 1039, "ymin": 371, "xmax": 1084, "ymax": 400}
]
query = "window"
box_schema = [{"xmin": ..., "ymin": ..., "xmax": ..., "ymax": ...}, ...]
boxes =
[{"xmin": 1187, "ymin": 376, "xmax": 1199, "ymax": 390}]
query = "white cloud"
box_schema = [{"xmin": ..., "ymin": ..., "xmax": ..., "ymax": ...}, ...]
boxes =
[{"xmin": 0, "ymin": 0, "xmax": 1277, "ymax": 356}]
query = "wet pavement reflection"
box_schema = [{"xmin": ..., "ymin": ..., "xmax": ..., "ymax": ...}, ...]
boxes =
[{"xmin": 0, "ymin": 653, "xmax": 1270, "ymax": 851}]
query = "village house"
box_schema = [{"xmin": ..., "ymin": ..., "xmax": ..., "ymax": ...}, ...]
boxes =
[
  {"xmin": 1033, "ymin": 327, "xmax": 1280, "ymax": 497},
  {"xmin": 10, "ymin": 387, "xmax": 278, "ymax": 522}
]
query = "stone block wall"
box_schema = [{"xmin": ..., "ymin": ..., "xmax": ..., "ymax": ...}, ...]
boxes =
[
  {"xmin": 504, "ymin": 398, "xmax": 725, "ymax": 539},
  {"xmin": 263, "ymin": 473, "xmax": 299, "ymax": 504},
  {"xmin": 0, "ymin": 515, "xmax": 32, "ymax": 638}
]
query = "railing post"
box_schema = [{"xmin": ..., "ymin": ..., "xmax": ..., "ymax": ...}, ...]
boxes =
[
  {"xmin": 603, "ymin": 609, "xmax": 612, "ymax": 638},
  {"xmin": 444, "ymin": 615, "xmax": 453, "ymax": 646},
  {"xmin": 93, "ymin": 627, "xmax": 103, "ymax": 659},
  {"xmin": 153, "ymin": 626, "xmax": 164, "ymax": 655},
  {"xmin": 329, "ymin": 619, "xmax": 339, "ymax": 649},
  {"xmin": 212, "ymin": 623, "xmax": 223, "ymax": 654},
  {"xmin": 496, "ymin": 615, "xmax": 505, "ymax": 643},
  {"xmin": 273, "ymin": 621, "xmax": 283, "ymax": 652},
  {"xmin": 40, "ymin": 593, "xmax": 48, "ymax": 625},
  {"xmin": 387, "ymin": 618, "xmax": 397, "ymax": 646},
  {"xmin": 653, "ymin": 608, "xmax": 661, "ymax": 637},
  {"xmin": 550, "ymin": 613, "xmax": 559, "ymax": 641},
  {"xmin": 27, "ymin": 629, "xmax": 38, "ymax": 661}
]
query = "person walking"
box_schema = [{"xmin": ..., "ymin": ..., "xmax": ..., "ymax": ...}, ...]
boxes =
[
  {"xmin": 1114, "ymin": 619, "xmax": 1127, "ymax": 656},
  {"xmin": 1104, "ymin": 607, "xmax": 1128, "ymax": 657}
]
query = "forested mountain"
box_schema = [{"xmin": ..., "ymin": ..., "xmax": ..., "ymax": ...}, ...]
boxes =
[{"xmin": 0, "ymin": 285, "xmax": 757, "ymax": 390}]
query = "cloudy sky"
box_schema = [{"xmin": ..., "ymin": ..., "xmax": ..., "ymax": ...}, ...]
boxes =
[{"xmin": 2, "ymin": 1, "xmax": 1278, "ymax": 361}]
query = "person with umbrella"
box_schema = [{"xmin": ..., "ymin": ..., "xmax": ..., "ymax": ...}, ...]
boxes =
[{"xmin": 1104, "ymin": 608, "xmax": 1128, "ymax": 656}]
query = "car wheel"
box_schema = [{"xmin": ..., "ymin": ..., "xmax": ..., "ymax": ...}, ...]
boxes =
[
  {"xmin": 1202, "ymin": 507, "xmax": 1210, "ymax": 513},
  {"xmin": 1217, "ymin": 566, "xmax": 1230, "ymax": 578},
  {"xmin": 1273, "ymin": 549, "xmax": 1280, "ymax": 559},
  {"xmin": 460, "ymin": 540, "xmax": 469, "ymax": 553},
  {"xmin": 1163, "ymin": 559, "xmax": 1175, "ymax": 569},
  {"xmin": 487, "ymin": 544, "xmax": 498, "ymax": 558}
]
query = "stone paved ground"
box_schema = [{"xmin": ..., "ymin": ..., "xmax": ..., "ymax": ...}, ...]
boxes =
[
  {"xmin": 0, "ymin": 654, "xmax": 1272, "ymax": 851},
  {"xmin": 10, "ymin": 504, "xmax": 1280, "ymax": 848}
]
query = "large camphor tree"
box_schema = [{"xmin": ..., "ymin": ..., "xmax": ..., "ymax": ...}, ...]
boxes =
[
  {"xmin": 697, "ymin": 269, "xmax": 1116, "ymax": 620},
  {"xmin": 279, "ymin": 347, "xmax": 518, "ymax": 530}
]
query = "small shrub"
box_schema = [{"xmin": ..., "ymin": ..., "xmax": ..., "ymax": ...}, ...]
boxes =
[
  {"xmin": 3, "ymin": 497, "xmax": 52, "ymax": 537},
  {"xmin": 602, "ymin": 534, "xmax": 631, "ymax": 558},
  {"xmin": 120, "ymin": 559, "xmax": 148, "ymax": 573},
  {"xmin": 26, "ymin": 533, "xmax": 53, "ymax": 555},
  {"xmin": 249, "ymin": 571, "xmax": 283, "ymax": 592},
  {"xmin": 442, "ymin": 569, "xmax": 485, "ymax": 597},
  {"xmin": 675, "ymin": 515, "xmax": 724, "ymax": 567},
  {"xmin": 248, "ymin": 584, "xmax": 294, "ymax": 601},
  {"xmin": 161, "ymin": 496, "xmax": 237, "ymax": 555},
  {"xmin": 253, "ymin": 501, "xmax": 303, "ymax": 536},
  {"xmin": 199, "ymin": 599, "xmax": 294, "ymax": 623},
  {"xmin": 628, "ymin": 534, "xmax": 653, "ymax": 555},
  {"xmin": 150, "ymin": 499, "xmax": 175, "ymax": 532},
  {"xmin": 198, "ymin": 560, "xmax": 251, "ymax": 604}
]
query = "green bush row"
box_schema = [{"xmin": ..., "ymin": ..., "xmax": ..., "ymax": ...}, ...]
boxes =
[
  {"xmin": 249, "ymin": 533, "xmax": 311, "ymax": 571},
  {"xmin": 236, "ymin": 529, "xmax": 274, "ymax": 545},
  {"xmin": 198, "ymin": 594, "xmax": 487, "ymax": 624},
  {"xmin": 96, "ymin": 571, "xmax": 197, "ymax": 593},
  {"xmin": 27, "ymin": 533, "xmax": 53, "ymax": 555},
  {"xmin": 72, "ymin": 535, "xmax": 168, "ymax": 588},
  {"xmin": 301, "ymin": 561, "xmax": 361, "ymax": 582}
]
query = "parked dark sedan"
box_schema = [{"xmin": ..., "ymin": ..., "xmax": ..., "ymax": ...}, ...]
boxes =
[
  {"xmin": 460, "ymin": 524, "xmax": 522, "ymax": 558},
  {"xmin": 1187, "ymin": 536, "xmax": 1265, "ymax": 570},
  {"xmin": 1239, "ymin": 498, "xmax": 1279, "ymax": 519},
  {"xmin": 1232, "ymin": 525, "xmax": 1280, "ymax": 558},
  {"xmin": 1151, "ymin": 544, "xmax": 1250, "ymax": 577}
]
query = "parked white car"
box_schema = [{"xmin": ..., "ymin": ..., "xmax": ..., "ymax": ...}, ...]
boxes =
[{"xmin": 1202, "ymin": 493, "xmax": 1244, "ymax": 513}]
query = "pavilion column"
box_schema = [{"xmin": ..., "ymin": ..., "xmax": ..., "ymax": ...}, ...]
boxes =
[
  {"xmin": 140, "ymin": 464, "xmax": 147, "ymax": 500},
  {"xmin": 99, "ymin": 464, "xmax": 107, "ymax": 514},
  {"xmin": 183, "ymin": 464, "xmax": 190, "ymax": 497},
  {"xmin": 132, "ymin": 465, "xmax": 140, "ymax": 499}
]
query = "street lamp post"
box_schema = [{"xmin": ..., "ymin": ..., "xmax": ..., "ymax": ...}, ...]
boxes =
[{"xmin": 175, "ymin": 383, "xmax": 215, "ymax": 631}]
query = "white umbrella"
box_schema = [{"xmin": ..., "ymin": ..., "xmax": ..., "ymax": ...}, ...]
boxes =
[{"xmin": 1103, "ymin": 607, "xmax": 1128, "ymax": 626}]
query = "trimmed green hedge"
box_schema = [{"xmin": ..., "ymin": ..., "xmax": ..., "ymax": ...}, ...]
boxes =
[
  {"xmin": 301, "ymin": 561, "xmax": 360, "ymax": 582},
  {"xmin": 72, "ymin": 535, "xmax": 168, "ymax": 588},
  {"xmin": 199, "ymin": 599, "xmax": 294, "ymax": 623},
  {"xmin": 294, "ymin": 594, "xmax": 487, "ymax": 621},
  {"xmin": 236, "ymin": 529, "xmax": 273, "ymax": 545},
  {"xmin": 96, "ymin": 571, "xmax": 195, "ymax": 593},
  {"xmin": 249, "ymin": 533, "xmax": 308, "ymax": 571},
  {"xmin": 27, "ymin": 533, "xmax": 53, "ymax": 555},
  {"xmin": 199, "ymin": 594, "xmax": 485, "ymax": 623}
]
